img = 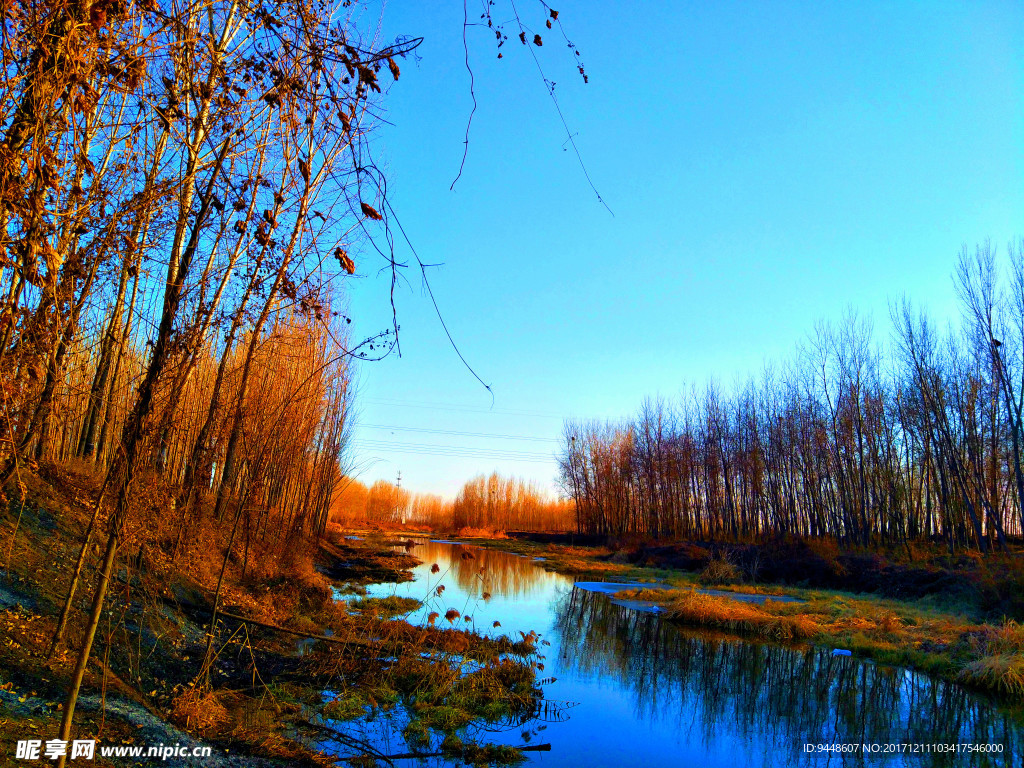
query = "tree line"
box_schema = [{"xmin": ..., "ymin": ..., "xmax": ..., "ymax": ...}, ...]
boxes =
[
  {"xmin": 446, "ymin": 472, "xmax": 573, "ymax": 532},
  {"xmin": 0, "ymin": 0, "xmax": 420, "ymax": 749},
  {"xmin": 559, "ymin": 242, "xmax": 1024, "ymax": 553},
  {"xmin": 331, "ymin": 472, "xmax": 573, "ymax": 533},
  {"xmin": 0, "ymin": 0, "xmax": 410, "ymax": 543}
]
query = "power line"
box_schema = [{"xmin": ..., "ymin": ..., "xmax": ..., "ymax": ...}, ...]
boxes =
[
  {"xmin": 351, "ymin": 439, "xmax": 556, "ymax": 461},
  {"xmin": 352, "ymin": 441, "xmax": 554, "ymax": 460},
  {"xmin": 357, "ymin": 423, "xmax": 561, "ymax": 443},
  {"xmin": 353, "ymin": 446, "xmax": 555, "ymax": 464},
  {"xmin": 362, "ymin": 397, "xmax": 563, "ymax": 419}
]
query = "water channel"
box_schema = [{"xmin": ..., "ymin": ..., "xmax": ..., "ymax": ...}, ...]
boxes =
[{"xmin": 319, "ymin": 539, "xmax": 1023, "ymax": 767}]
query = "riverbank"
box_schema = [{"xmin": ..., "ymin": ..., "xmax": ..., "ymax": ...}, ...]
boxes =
[
  {"xmin": 333, "ymin": 533, "xmax": 1024, "ymax": 765},
  {"xmin": 0, "ymin": 463, "xmax": 543, "ymax": 766},
  {"xmin": 455, "ymin": 534, "xmax": 1024, "ymax": 705}
]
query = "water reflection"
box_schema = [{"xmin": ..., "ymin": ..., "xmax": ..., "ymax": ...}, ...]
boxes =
[
  {"xmin": 554, "ymin": 587, "xmax": 1022, "ymax": 767},
  {"xmin": 420, "ymin": 540, "xmax": 560, "ymax": 601},
  {"xmin": 348, "ymin": 540, "xmax": 1023, "ymax": 768},
  {"xmin": 365, "ymin": 540, "xmax": 572, "ymax": 641}
]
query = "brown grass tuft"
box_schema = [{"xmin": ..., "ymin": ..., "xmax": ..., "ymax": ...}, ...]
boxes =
[
  {"xmin": 169, "ymin": 688, "xmax": 230, "ymax": 732},
  {"xmin": 697, "ymin": 557, "xmax": 743, "ymax": 586},
  {"xmin": 457, "ymin": 526, "xmax": 508, "ymax": 539},
  {"xmin": 958, "ymin": 654, "xmax": 1024, "ymax": 697},
  {"xmin": 666, "ymin": 592, "xmax": 820, "ymax": 641},
  {"xmin": 987, "ymin": 619, "xmax": 1024, "ymax": 655}
]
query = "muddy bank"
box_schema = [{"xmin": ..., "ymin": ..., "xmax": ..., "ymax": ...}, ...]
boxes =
[
  {"xmin": 0, "ymin": 468, "xmax": 543, "ymax": 767},
  {"xmin": 0, "ymin": 511, "xmax": 417, "ymax": 766}
]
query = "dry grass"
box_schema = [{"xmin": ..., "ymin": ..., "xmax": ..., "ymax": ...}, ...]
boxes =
[
  {"xmin": 350, "ymin": 595, "xmax": 422, "ymax": 618},
  {"xmin": 664, "ymin": 591, "xmax": 820, "ymax": 640},
  {"xmin": 169, "ymin": 688, "xmax": 230, "ymax": 731},
  {"xmin": 532, "ymin": 544, "xmax": 635, "ymax": 578},
  {"xmin": 709, "ymin": 583, "xmax": 787, "ymax": 596},
  {"xmin": 696, "ymin": 557, "xmax": 743, "ymax": 586},
  {"xmin": 620, "ymin": 582, "xmax": 1024, "ymax": 700},
  {"xmin": 984, "ymin": 619, "xmax": 1024, "ymax": 655},
  {"xmin": 958, "ymin": 655, "xmax": 1024, "ymax": 696},
  {"xmin": 457, "ymin": 526, "xmax": 508, "ymax": 539}
]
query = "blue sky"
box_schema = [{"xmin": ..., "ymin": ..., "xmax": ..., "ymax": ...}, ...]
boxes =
[{"xmin": 344, "ymin": 0, "xmax": 1024, "ymax": 498}]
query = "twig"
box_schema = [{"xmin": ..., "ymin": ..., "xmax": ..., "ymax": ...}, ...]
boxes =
[
  {"xmin": 334, "ymin": 743, "xmax": 552, "ymax": 762},
  {"xmin": 172, "ymin": 598, "xmax": 374, "ymax": 649},
  {"xmin": 450, "ymin": 0, "xmax": 477, "ymax": 190}
]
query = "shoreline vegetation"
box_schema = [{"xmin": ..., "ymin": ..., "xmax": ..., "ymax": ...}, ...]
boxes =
[
  {"xmin": 450, "ymin": 532, "xmax": 1024, "ymax": 708},
  {"xmin": 4, "ymin": 460, "xmax": 1024, "ymax": 766},
  {"xmin": 0, "ymin": 464, "xmax": 546, "ymax": 767}
]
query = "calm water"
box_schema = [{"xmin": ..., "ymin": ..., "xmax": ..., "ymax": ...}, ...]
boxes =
[{"xmin": 322, "ymin": 539, "xmax": 1023, "ymax": 767}]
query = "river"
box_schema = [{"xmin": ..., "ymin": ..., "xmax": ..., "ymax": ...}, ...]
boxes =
[{"xmin": 321, "ymin": 538, "xmax": 1023, "ymax": 767}]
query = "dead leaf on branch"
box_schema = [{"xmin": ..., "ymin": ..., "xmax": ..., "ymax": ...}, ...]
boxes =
[
  {"xmin": 360, "ymin": 202, "xmax": 382, "ymax": 221},
  {"xmin": 334, "ymin": 248, "xmax": 355, "ymax": 274}
]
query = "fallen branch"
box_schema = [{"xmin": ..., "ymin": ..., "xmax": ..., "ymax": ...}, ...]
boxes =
[
  {"xmin": 300, "ymin": 715, "xmax": 553, "ymax": 764},
  {"xmin": 215, "ymin": 608, "xmax": 363, "ymax": 646},
  {"xmin": 296, "ymin": 719, "xmax": 398, "ymax": 766},
  {"xmin": 336, "ymin": 744, "xmax": 552, "ymax": 762},
  {"xmin": 163, "ymin": 595, "xmax": 373, "ymax": 649}
]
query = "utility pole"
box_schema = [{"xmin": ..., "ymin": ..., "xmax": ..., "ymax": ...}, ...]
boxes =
[{"xmin": 395, "ymin": 470, "xmax": 404, "ymax": 524}]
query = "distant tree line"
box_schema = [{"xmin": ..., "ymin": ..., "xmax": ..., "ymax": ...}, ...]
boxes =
[
  {"xmin": 330, "ymin": 479, "xmax": 413, "ymax": 526},
  {"xmin": 332, "ymin": 472, "xmax": 572, "ymax": 533},
  {"xmin": 559, "ymin": 242, "xmax": 1024, "ymax": 553},
  {"xmin": 446, "ymin": 472, "xmax": 573, "ymax": 532}
]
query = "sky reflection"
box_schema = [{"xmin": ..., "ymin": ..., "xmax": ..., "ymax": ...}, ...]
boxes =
[{"xmin": 345, "ymin": 541, "xmax": 1023, "ymax": 767}]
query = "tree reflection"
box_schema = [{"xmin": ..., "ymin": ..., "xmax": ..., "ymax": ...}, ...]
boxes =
[
  {"xmin": 411, "ymin": 540, "xmax": 561, "ymax": 601},
  {"xmin": 554, "ymin": 587, "xmax": 1022, "ymax": 767}
]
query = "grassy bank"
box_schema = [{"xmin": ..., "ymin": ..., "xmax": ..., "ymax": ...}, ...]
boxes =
[
  {"xmin": 0, "ymin": 463, "xmax": 545, "ymax": 766},
  {"xmin": 617, "ymin": 586, "xmax": 1024, "ymax": 698},
  {"xmin": 458, "ymin": 534, "xmax": 1024, "ymax": 704}
]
